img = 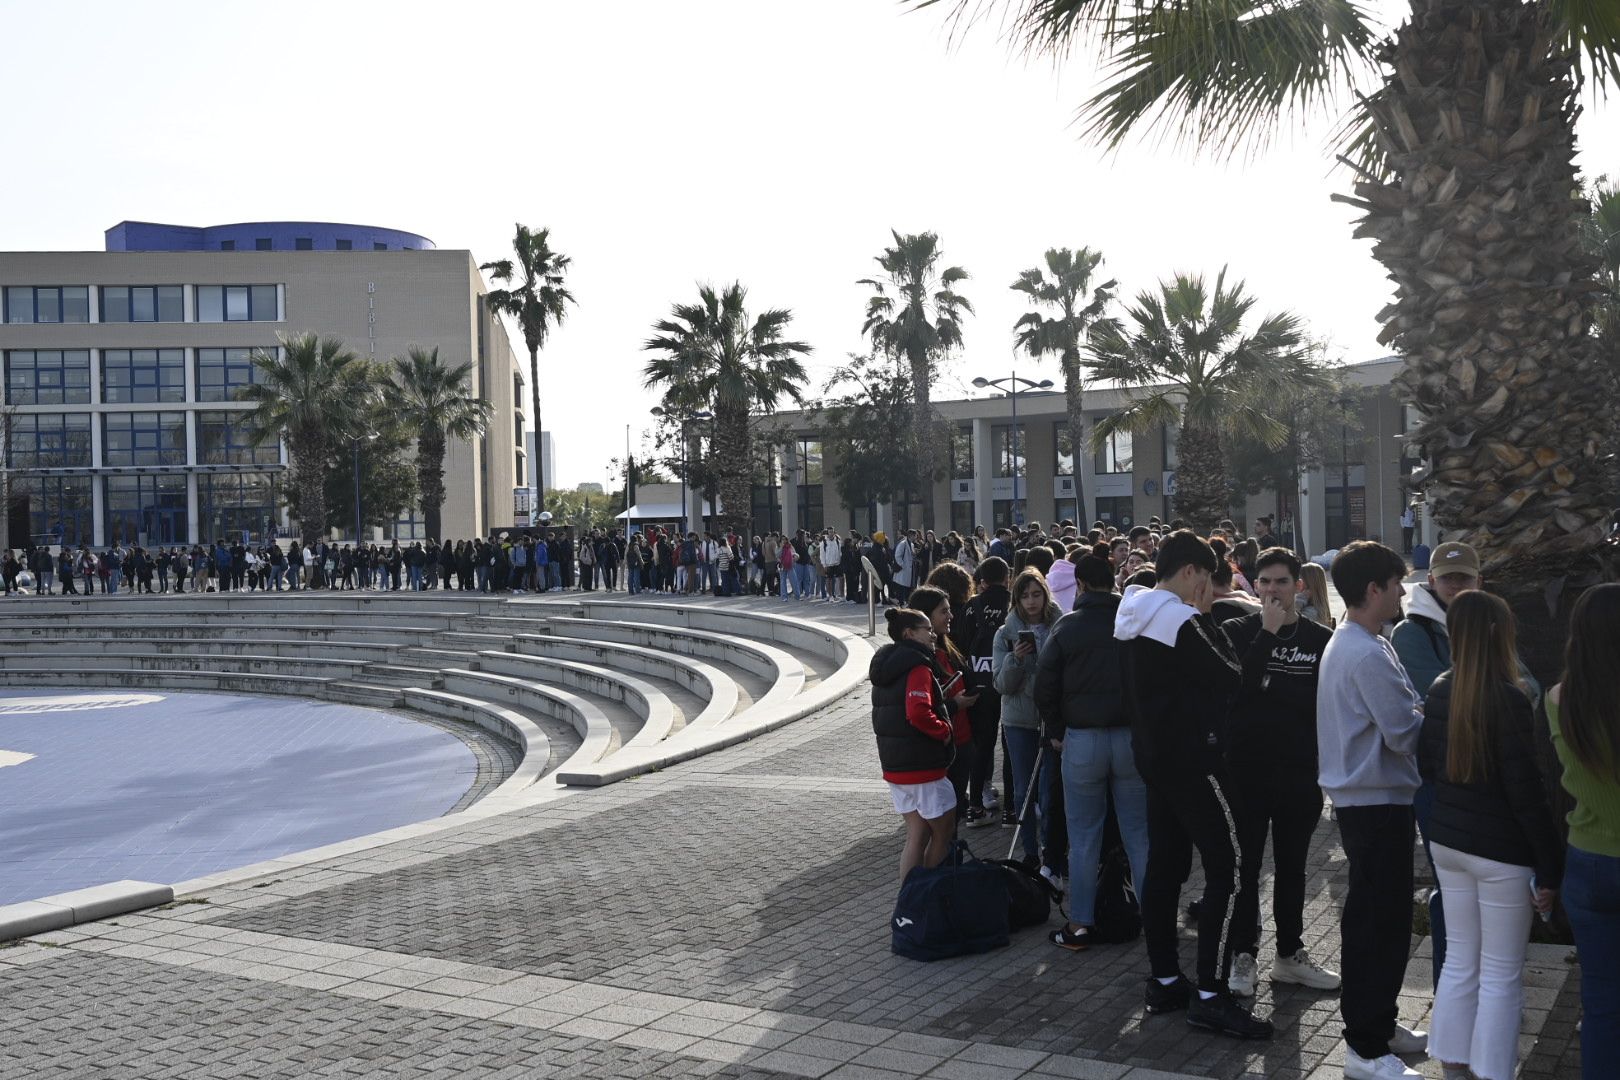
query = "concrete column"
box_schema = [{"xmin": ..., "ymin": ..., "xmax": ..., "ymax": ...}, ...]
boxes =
[
  {"xmin": 187, "ymin": 471, "xmax": 201, "ymax": 544},
  {"xmin": 778, "ymin": 443, "xmax": 800, "ymax": 536},
  {"xmin": 875, "ymin": 501, "xmax": 892, "ymax": 537},
  {"xmin": 971, "ymin": 416, "xmax": 993, "ymax": 532}
]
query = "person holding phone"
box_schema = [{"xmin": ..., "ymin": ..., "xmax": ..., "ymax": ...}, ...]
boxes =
[
  {"xmin": 907, "ymin": 586, "xmax": 980, "ymax": 814},
  {"xmin": 993, "ymin": 568, "xmax": 1064, "ymax": 880}
]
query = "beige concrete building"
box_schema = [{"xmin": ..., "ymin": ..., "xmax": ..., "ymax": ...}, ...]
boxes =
[
  {"xmin": 758, "ymin": 356, "xmax": 1419, "ymax": 555},
  {"xmin": 0, "ymin": 221, "xmax": 528, "ymax": 548}
]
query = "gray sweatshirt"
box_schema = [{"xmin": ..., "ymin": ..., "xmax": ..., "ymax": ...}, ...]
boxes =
[{"xmin": 1315, "ymin": 620, "xmax": 1423, "ymax": 807}]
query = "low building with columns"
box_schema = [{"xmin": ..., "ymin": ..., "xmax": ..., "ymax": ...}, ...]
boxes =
[{"xmin": 755, "ymin": 355, "xmax": 1423, "ymax": 555}]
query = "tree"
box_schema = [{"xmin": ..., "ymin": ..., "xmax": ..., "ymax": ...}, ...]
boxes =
[
  {"xmin": 809, "ymin": 353, "xmax": 928, "ymax": 519},
  {"xmin": 1086, "ymin": 268, "xmax": 1321, "ymax": 530},
  {"xmin": 642, "ymin": 282, "xmax": 813, "ymax": 536},
  {"xmin": 859, "ymin": 231, "xmax": 972, "ymax": 528},
  {"xmin": 1011, "ymin": 247, "xmax": 1116, "ymax": 522},
  {"xmin": 383, "ymin": 346, "xmax": 493, "ymax": 541},
  {"xmin": 239, "ymin": 332, "xmax": 369, "ymax": 545},
  {"xmin": 914, "ymin": 0, "xmax": 1620, "ymax": 673},
  {"xmin": 481, "ymin": 224, "xmax": 575, "ymax": 501}
]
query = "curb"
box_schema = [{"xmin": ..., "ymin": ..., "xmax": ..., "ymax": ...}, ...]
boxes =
[{"xmin": 0, "ymin": 880, "xmax": 174, "ymax": 943}]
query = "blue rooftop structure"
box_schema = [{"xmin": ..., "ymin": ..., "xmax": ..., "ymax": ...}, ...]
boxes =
[{"xmin": 105, "ymin": 220, "xmax": 435, "ymax": 253}]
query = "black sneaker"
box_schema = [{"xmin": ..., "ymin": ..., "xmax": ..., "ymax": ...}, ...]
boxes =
[
  {"xmin": 1186, "ymin": 993, "xmax": 1274, "ymax": 1040},
  {"xmin": 1144, "ymin": 975, "xmax": 1193, "ymax": 1015},
  {"xmin": 963, "ymin": 806, "xmax": 996, "ymax": 829},
  {"xmin": 1186, "ymin": 898, "xmax": 1204, "ymax": 923},
  {"xmin": 1000, "ymin": 808, "xmax": 1017, "ymax": 827}
]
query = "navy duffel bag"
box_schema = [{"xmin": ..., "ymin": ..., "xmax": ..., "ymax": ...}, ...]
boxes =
[{"xmin": 890, "ymin": 841, "xmax": 1010, "ymax": 961}]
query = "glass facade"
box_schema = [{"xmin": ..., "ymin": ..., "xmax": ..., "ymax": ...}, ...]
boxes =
[
  {"xmin": 1053, "ymin": 421, "xmax": 1075, "ymax": 477},
  {"xmin": 195, "ymin": 284, "xmax": 278, "ymax": 322},
  {"xmin": 1096, "ymin": 495, "xmax": 1135, "ymax": 527},
  {"xmin": 196, "ymin": 411, "xmax": 278, "ymax": 465},
  {"xmin": 949, "ymin": 424, "xmax": 973, "ymax": 478},
  {"xmin": 101, "ymin": 286, "xmax": 184, "ymax": 323},
  {"xmin": 950, "ymin": 500, "xmax": 975, "ymax": 536},
  {"xmin": 104, "ymin": 474, "xmax": 189, "ymax": 546},
  {"xmin": 196, "ymin": 347, "xmax": 268, "ymax": 401},
  {"xmin": 993, "ymin": 498, "xmax": 1026, "ymax": 529},
  {"xmin": 102, "ymin": 348, "xmax": 186, "ymax": 404},
  {"xmin": 102, "ymin": 411, "xmax": 186, "ymax": 466},
  {"xmin": 992, "ymin": 424, "xmax": 1024, "ymax": 478},
  {"xmin": 17, "ymin": 473, "xmax": 93, "ymax": 547},
  {"xmin": 7, "ymin": 412, "xmax": 92, "ymax": 468},
  {"xmin": 1095, "ymin": 428, "xmax": 1133, "ymax": 474},
  {"xmin": 4, "ymin": 286, "xmax": 90, "ymax": 324},
  {"xmin": 198, "ymin": 471, "xmax": 279, "ymax": 543},
  {"xmin": 6, "ymin": 349, "xmax": 91, "ymax": 405}
]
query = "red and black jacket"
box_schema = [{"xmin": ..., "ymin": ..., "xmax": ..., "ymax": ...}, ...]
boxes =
[{"xmin": 870, "ymin": 639, "xmax": 954, "ymax": 783}]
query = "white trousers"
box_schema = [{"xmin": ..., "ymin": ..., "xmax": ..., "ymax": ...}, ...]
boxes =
[{"xmin": 1428, "ymin": 842, "xmax": 1536, "ymax": 1080}]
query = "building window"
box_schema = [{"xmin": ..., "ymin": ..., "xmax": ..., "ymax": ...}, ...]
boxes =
[
  {"xmin": 6, "ymin": 412, "xmax": 92, "ymax": 468},
  {"xmin": 374, "ymin": 242, "xmax": 388, "ymax": 251},
  {"xmin": 198, "ymin": 471, "xmax": 279, "ymax": 543},
  {"xmin": 196, "ymin": 411, "xmax": 278, "ymax": 465},
  {"xmin": 949, "ymin": 424, "xmax": 973, "ymax": 478},
  {"xmin": 195, "ymin": 284, "xmax": 278, "ymax": 322},
  {"xmin": 102, "ymin": 411, "xmax": 186, "ymax": 466},
  {"xmin": 950, "ymin": 501, "xmax": 975, "ymax": 537},
  {"xmin": 220, "ymin": 240, "xmax": 236, "ymax": 251},
  {"xmin": 255, "ymin": 238, "xmax": 271, "ymax": 251},
  {"xmin": 1053, "ymin": 498, "xmax": 1080, "ymax": 527},
  {"xmin": 5, "ymin": 349, "xmax": 91, "ymax": 405},
  {"xmin": 750, "ymin": 442, "xmax": 782, "ymax": 536},
  {"xmin": 1095, "ymin": 427, "xmax": 1133, "ymax": 474},
  {"xmin": 295, "ymin": 238, "xmax": 313, "ymax": 251},
  {"xmin": 1052, "ymin": 421, "xmax": 1077, "ymax": 477},
  {"xmin": 4, "ymin": 286, "xmax": 90, "ymax": 324},
  {"xmin": 195, "ymin": 346, "xmax": 269, "ymax": 402},
  {"xmin": 104, "ymin": 474, "xmax": 189, "ymax": 546},
  {"xmin": 389, "ymin": 509, "xmax": 426, "ymax": 541},
  {"xmin": 101, "ymin": 348, "xmax": 186, "ymax": 404},
  {"xmin": 992, "ymin": 424, "xmax": 1024, "ymax": 478},
  {"xmin": 992, "ymin": 499, "xmax": 1026, "ymax": 529},
  {"xmin": 101, "ymin": 286, "xmax": 184, "ymax": 323},
  {"xmin": 1096, "ymin": 495, "xmax": 1135, "ymax": 528},
  {"xmin": 336, "ymin": 239, "xmax": 352, "ymax": 251},
  {"xmin": 793, "ymin": 439, "xmax": 822, "ymax": 485},
  {"xmin": 1163, "ymin": 424, "xmax": 1180, "ymax": 469},
  {"xmin": 16, "ymin": 472, "xmax": 93, "ymax": 547}
]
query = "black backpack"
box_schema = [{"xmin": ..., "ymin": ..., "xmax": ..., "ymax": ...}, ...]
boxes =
[
  {"xmin": 891, "ymin": 841, "xmax": 1010, "ymax": 961},
  {"xmin": 1091, "ymin": 803, "xmax": 1142, "ymax": 944},
  {"xmin": 961, "ymin": 591, "xmax": 1010, "ymax": 689}
]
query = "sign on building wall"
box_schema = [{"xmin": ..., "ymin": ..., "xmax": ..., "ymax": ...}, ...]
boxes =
[{"xmin": 514, "ymin": 486, "xmax": 533, "ymax": 528}]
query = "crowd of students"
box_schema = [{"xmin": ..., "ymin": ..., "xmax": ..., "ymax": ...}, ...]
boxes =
[{"xmin": 870, "ymin": 516, "xmax": 1618, "ymax": 1080}]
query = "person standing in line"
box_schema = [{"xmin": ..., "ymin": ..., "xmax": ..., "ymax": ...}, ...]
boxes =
[
  {"xmin": 1419, "ymin": 591, "xmax": 1561, "ymax": 1080},
  {"xmin": 992, "ymin": 567, "xmax": 1064, "ymax": 882},
  {"xmin": 1318, "ymin": 540, "xmax": 1429, "ymax": 1080},
  {"xmin": 956, "ymin": 556, "xmax": 1010, "ymax": 828},
  {"xmin": 1115, "ymin": 529, "xmax": 1271, "ymax": 1039},
  {"xmin": 777, "ymin": 532, "xmax": 797, "ymax": 600},
  {"xmin": 907, "ymin": 585, "xmax": 978, "ymax": 816},
  {"xmin": 1546, "ymin": 582, "xmax": 1620, "ymax": 1080},
  {"xmin": 892, "ymin": 530, "xmax": 916, "ymax": 605},
  {"xmin": 1221, "ymin": 548, "xmax": 1340, "ymax": 998},
  {"xmin": 57, "ymin": 547, "xmax": 76, "ymax": 595}
]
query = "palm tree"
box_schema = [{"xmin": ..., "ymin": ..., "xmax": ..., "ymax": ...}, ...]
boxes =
[
  {"xmin": 1086, "ymin": 268, "xmax": 1320, "ymax": 530},
  {"xmin": 384, "ymin": 346, "xmax": 494, "ymax": 541},
  {"xmin": 239, "ymin": 332, "xmax": 369, "ymax": 545},
  {"xmin": 481, "ymin": 224, "xmax": 575, "ymax": 500},
  {"xmin": 859, "ymin": 230, "xmax": 972, "ymax": 528},
  {"xmin": 914, "ymin": 0, "xmax": 1620, "ymax": 657},
  {"xmin": 1011, "ymin": 247, "xmax": 1116, "ymax": 523},
  {"xmin": 642, "ymin": 283, "xmax": 813, "ymax": 537}
]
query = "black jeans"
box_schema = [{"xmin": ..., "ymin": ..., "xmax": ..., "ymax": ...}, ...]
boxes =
[
  {"xmin": 1230, "ymin": 761, "xmax": 1324, "ymax": 958},
  {"xmin": 966, "ymin": 703, "xmax": 1000, "ymax": 809},
  {"xmin": 1142, "ymin": 771, "xmax": 1241, "ymax": 992},
  {"xmin": 1334, "ymin": 803, "xmax": 1415, "ymax": 1061}
]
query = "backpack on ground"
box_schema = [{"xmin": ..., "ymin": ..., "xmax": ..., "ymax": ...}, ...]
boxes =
[
  {"xmin": 990, "ymin": 858, "xmax": 1061, "ymax": 929},
  {"xmin": 1091, "ymin": 804, "xmax": 1142, "ymax": 944},
  {"xmin": 891, "ymin": 841, "xmax": 1010, "ymax": 961}
]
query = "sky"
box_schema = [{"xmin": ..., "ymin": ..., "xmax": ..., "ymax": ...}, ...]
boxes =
[{"xmin": 3, "ymin": 0, "xmax": 1616, "ymax": 487}]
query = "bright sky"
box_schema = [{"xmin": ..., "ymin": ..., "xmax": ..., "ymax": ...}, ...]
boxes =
[{"xmin": 4, "ymin": 1, "xmax": 1615, "ymax": 487}]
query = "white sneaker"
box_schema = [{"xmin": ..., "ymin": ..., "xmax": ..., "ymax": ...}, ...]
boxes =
[
  {"xmin": 1271, "ymin": 948, "xmax": 1341, "ymax": 990},
  {"xmin": 1387, "ymin": 1023, "xmax": 1428, "ymax": 1055},
  {"xmin": 1038, "ymin": 866, "xmax": 1066, "ymax": 895},
  {"xmin": 1344, "ymin": 1051, "xmax": 1421, "ymax": 1079},
  {"xmin": 983, "ymin": 788, "xmax": 1000, "ymax": 811},
  {"xmin": 1229, "ymin": 952, "xmax": 1258, "ymax": 998}
]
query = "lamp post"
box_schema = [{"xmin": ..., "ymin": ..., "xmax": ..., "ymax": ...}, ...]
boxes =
[
  {"xmin": 650, "ymin": 405, "xmax": 712, "ymax": 534},
  {"xmin": 1336, "ymin": 394, "xmax": 1354, "ymax": 546},
  {"xmin": 971, "ymin": 371, "xmax": 1053, "ymax": 528},
  {"xmin": 348, "ymin": 431, "xmax": 379, "ymax": 544}
]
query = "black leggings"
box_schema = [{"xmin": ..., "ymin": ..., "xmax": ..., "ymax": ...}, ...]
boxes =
[
  {"xmin": 967, "ymin": 705, "xmax": 999, "ymax": 808},
  {"xmin": 1229, "ymin": 762, "xmax": 1324, "ymax": 958},
  {"xmin": 1142, "ymin": 771, "xmax": 1241, "ymax": 993}
]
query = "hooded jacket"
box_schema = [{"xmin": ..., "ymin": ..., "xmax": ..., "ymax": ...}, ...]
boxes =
[
  {"xmin": 991, "ymin": 600, "xmax": 1063, "ymax": 730},
  {"xmin": 1115, "ymin": 584, "xmax": 1243, "ymax": 779},
  {"xmin": 1034, "ymin": 590, "xmax": 1126, "ymax": 740},
  {"xmin": 869, "ymin": 639, "xmax": 954, "ymax": 783},
  {"xmin": 1391, "ymin": 583, "xmax": 1450, "ymax": 696},
  {"xmin": 1047, "ymin": 558, "xmax": 1078, "ymax": 613}
]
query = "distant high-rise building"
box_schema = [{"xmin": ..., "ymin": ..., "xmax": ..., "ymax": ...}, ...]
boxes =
[{"xmin": 525, "ymin": 431, "xmax": 555, "ymax": 493}]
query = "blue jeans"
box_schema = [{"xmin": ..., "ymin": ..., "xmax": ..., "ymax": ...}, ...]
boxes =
[
  {"xmin": 548, "ymin": 563, "xmax": 561, "ymax": 590},
  {"xmin": 796, "ymin": 563, "xmax": 812, "ymax": 599},
  {"xmin": 1061, "ymin": 727, "xmax": 1150, "ymax": 926},
  {"xmin": 409, "ymin": 565, "xmax": 423, "ymax": 590},
  {"xmin": 1565, "ymin": 844, "xmax": 1620, "ymax": 1078},
  {"xmin": 271, "ymin": 565, "xmax": 285, "ymax": 591},
  {"xmin": 722, "ymin": 568, "xmax": 740, "ymax": 596},
  {"xmin": 1413, "ymin": 781, "xmax": 1447, "ymax": 987},
  {"xmin": 1002, "ymin": 725, "xmax": 1059, "ymax": 869},
  {"xmin": 628, "ymin": 566, "xmax": 641, "ymax": 593},
  {"xmin": 780, "ymin": 568, "xmax": 795, "ymax": 598},
  {"xmin": 107, "ymin": 569, "xmax": 121, "ymax": 594}
]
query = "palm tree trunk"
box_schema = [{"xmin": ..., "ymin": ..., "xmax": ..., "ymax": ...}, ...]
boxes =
[
  {"xmin": 1173, "ymin": 422, "xmax": 1227, "ymax": 532},
  {"xmin": 1061, "ymin": 348, "xmax": 1086, "ymax": 522},
  {"xmin": 529, "ymin": 345, "xmax": 544, "ymax": 507},
  {"xmin": 712, "ymin": 403, "xmax": 752, "ymax": 537},
  {"xmin": 292, "ymin": 437, "xmax": 330, "ymax": 547},
  {"xmin": 417, "ymin": 434, "xmax": 447, "ymax": 542},
  {"xmin": 908, "ymin": 345, "xmax": 935, "ymax": 529},
  {"xmin": 1352, "ymin": 0, "xmax": 1610, "ymax": 678}
]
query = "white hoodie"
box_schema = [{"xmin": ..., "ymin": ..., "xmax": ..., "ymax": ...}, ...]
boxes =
[
  {"xmin": 1113, "ymin": 583, "xmax": 1199, "ymax": 647},
  {"xmin": 1047, "ymin": 559, "xmax": 1077, "ymax": 613}
]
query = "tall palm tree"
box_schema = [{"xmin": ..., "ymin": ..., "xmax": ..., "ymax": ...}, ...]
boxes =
[
  {"xmin": 1011, "ymin": 247, "xmax": 1116, "ymax": 522},
  {"xmin": 481, "ymin": 224, "xmax": 575, "ymax": 501},
  {"xmin": 239, "ymin": 332, "xmax": 369, "ymax": 545},
  {"xmin": 1086, "ymin": 268, "xmax": 1320, "ymax": 530},
  {"xmin": 642, "ymin": 283, "xmax": 813, "ymax": 537},
  {"xmin": 384, "ymin": 346, "xmax": 494, "ymax": 541},
  {"xmin": 859, "ymin": 230, "xmax": 972, "ymax": 528},
  {"xmin": 918, "ymin": 0, "xmax": 1620, "ymax": 628}
]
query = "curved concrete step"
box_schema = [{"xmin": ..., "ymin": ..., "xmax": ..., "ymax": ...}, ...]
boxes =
[
  {"xmin": 440, "ymin": 670, "xmax": 615, "ymax": 777},
  {"xmin": 473, "ymin": 652, "xmax": 678, "ymax": 751},
  {"xmin": 508, "ymin": 634, "xmax": 738, "ymax": 733}
]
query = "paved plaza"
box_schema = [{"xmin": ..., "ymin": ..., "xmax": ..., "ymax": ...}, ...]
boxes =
[{"xmin": 0, "ymin": 595, "xmax": 1587, "ymax": 1079}]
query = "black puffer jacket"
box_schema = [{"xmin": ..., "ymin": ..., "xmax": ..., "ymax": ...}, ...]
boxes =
[
  {"xmin": 1033, "ymin": 591, "xmax": 1126, "ymax": 741},
  {"xmin": 870, "ymin": 639, "xmax": 954, "ymax": 777},
  {"xmin": 1419, "ymin": 673, "xmax": 1563, "ymax": 887}
]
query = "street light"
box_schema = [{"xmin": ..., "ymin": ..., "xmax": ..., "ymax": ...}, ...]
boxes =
[
  {"xmin": 650, "ymin": 405, "xmax": 713, "ymax": 534},
  {"xmin": 1336, "ymin": 394, "xmax": 1355, "ymax": 546},
  {"xmin": 971, "ymin": 371, "xmax": 1053, "ymax": 528},
  {"xmin": 348, "ymin": 431, "xmax": 379, "ymax": 544}
]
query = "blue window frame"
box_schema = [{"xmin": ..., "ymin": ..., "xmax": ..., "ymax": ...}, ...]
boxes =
[
  {"xmin": 255, "ymin": 238, "xmax": 271, "ymax": 251},
  {"xmin": 336, "ymin": 239, "xmax": 352, "ymax": 251},
  {"xmin": 102, "ymin": 411, "xmax": 186, "ymax": 467},
  {"xmin": 196, "ymin": 411, "xmax": 278, "ymax": 465},
  {"xmin": 101, "ymin": 348, "xmax": 186, "ymax": 404},
  {"xmin": 295, "ymin": 238, "xmax": 313, "ymax": 250},
  {"xmin": 18, "ymin": 472, "xmax": 93, "ymax": 547},
  {"xmin": 100, "ymin": 286, "xmax": 184, "ymax": 323},
  {"xmin": 104, "ymin": 474, "xmax": 189, "ymax": 547},
  {"xmin": 6, "ymin": 412, "xmax": 92, "ymax": 468},
  {"xmin": 196, "ymin": 346, "xmax": 270, "ymax": 401},
  {"xmin": 5, "ymin": 349, "xmax": 92, "ymax": 405},
  {"xmin": 4, "ymin": 286, "xmax": 90, "ymax": 324},
  {"xmin": 195, "ymin": 284, "xmax": 278, "ymax": 322},
  {"xmin": 220, "ymin": 240, "xmax": 236, "ymax": 251},
  {"xmin": 198, "ymin": 471, "xmax": 280, "ymax": 544}
]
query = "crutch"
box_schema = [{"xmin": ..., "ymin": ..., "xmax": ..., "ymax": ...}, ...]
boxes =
[{"xmin": 1007, "ymin": 743, "xmax": 1045, "ymax": 861}]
